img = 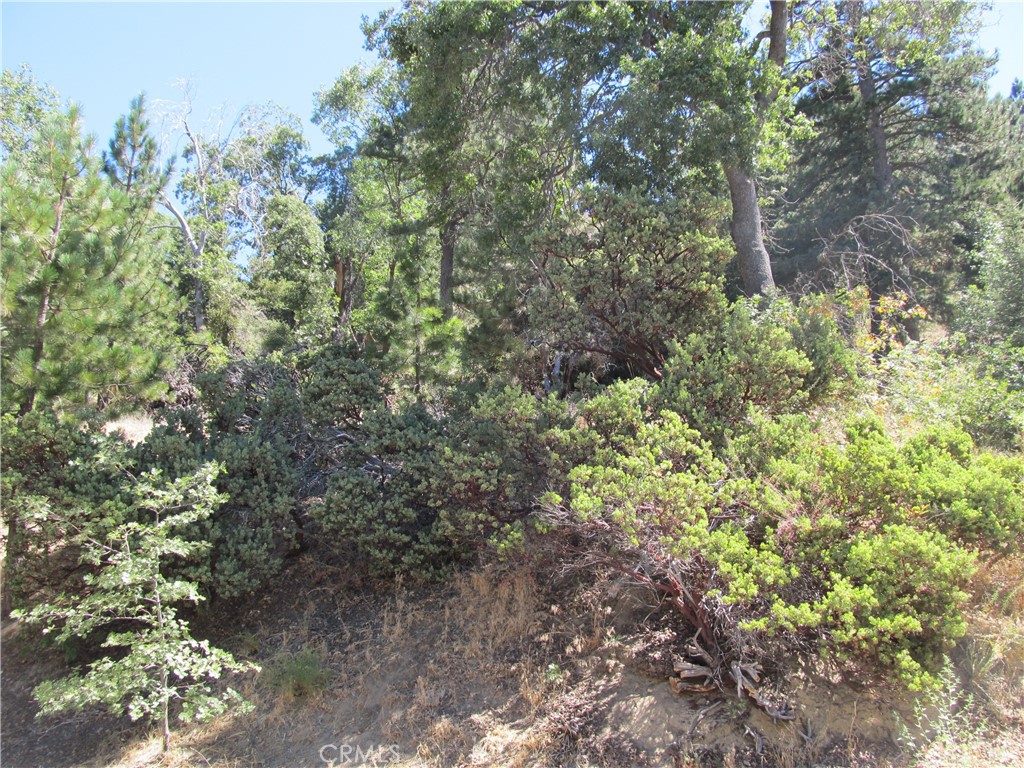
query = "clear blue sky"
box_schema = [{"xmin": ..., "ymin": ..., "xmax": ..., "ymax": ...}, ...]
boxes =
[
  {"xmin": 1, "ymin": 1, "xmax": 395, "ymax": 157},
  {"xmin": 2, "ymin": 0, "xmax": 1023, "ymax": 161}
]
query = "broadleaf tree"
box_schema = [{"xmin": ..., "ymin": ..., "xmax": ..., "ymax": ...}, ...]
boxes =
[{"xmin": 14, "ymin": 464, "xmax": 256, "ymax": 753}]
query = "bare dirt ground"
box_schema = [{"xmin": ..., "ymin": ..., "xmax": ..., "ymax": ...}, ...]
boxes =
[{"xmin": 3, "ymin": 554, "xmax": 1022, "ymax": 768}]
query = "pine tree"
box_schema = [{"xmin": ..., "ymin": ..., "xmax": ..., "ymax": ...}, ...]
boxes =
[{"xmin": 1, "ymin": 105, "xmax": 179, "ymax": 414}]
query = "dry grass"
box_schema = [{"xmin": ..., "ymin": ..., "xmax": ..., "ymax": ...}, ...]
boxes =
[
  {"xmin": 908, "ymin": 728, "xmax": 1024, "ymax": 768},
  {"xmin": 102, "ymin": 411, "xmax": 154, "ymax": 444},
  {"xmin": 454, "ymin": 568, "xmax": 540, "ymax": 662},
  {"xmin": 14, "ymin": 555, "xmax": 1024, "ymax": 768}
]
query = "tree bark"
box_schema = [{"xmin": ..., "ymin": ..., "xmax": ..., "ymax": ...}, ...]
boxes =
[
  {"xmin": 725, "ymin": 0, "xmax": 785, "ymax": 296},
  {"xmin": 767, "ymin": 1, "xmax": 787, "ymax": 68},
  {"xmin": 439, "ymin": 216, "xmax": 459, "ymax": 319},
  {"xmin": 845, "ymin": 1, "xmax": 893, "ymax": 195},
  {"xmin": 856, "ymin": 61, "xmax": 893, "ymax": 194},
  {"xmin": 725, "ymin": 165, "xmax": 776, "ymax": 296}
]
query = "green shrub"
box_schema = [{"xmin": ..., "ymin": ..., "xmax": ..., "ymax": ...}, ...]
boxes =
[
  {"xmin": 314, "ymin": 404, "xmax": 452, "ymax": 578},
  {"xmin": 263, "ymin": 650, "xmax": 331, "ymax": 699},
  {"xmin": 527, "ymin": 187, "xmax": 731, "ymax": 380},
  {"xmin": 548, "ymin": 396, "xmax": 1012, "ymax": 691},
  {"xmin": 654, "ymin": 298, "xmax": 818, "ymax": 445},
  {"xmin": 298, "ymin": 344, "xmax": 385, "ymax": 434},
  {"xmin": 1, "ymin": 409, "xmax": 133, "ymax": 609},
  {"xmin": 434, "ymin": 386, "xmax": 574, "ymax": 556},
  {"xmin": 206, "ymin": 434, "xmax": 301, "ymax": 597},
  {"xmin": 874, "ymin": 340, "xmax": 1024, "ymax": 451},
  {"xmin": 131, "ymin": 362, "xmax": 304, "ymax": 598}
]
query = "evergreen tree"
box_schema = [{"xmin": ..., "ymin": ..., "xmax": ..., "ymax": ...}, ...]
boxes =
[
  {"xmin": 103, "ymin": 93, "xmax": 172, "ymax": 213},
  {"xmin": 776, "ymin": 0, "xmax": 1001, "ymax": 313},
  {"xmin": 1, "ymin": 105, "xmax": 179, "ymax": 414}
]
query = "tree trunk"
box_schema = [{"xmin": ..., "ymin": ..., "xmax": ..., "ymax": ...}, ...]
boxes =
[
  {"xmin": 192, "ymin": 279, "xmax": 205, "ymax": 333},
  {"xmin": 334, "ymin": 252, "xmax": 350, "ymax": 340},
  {"xmin": 846, "ymin": 1, "xmax": 893, "ymax": 195},
  {"xmin": 439, "ymin": 217, "xmax": 458, "ymax": 319},
  {"xmin": 724, "ymin": 1, "xmax": 785, "ymax": 297},
  {"xmin": 23, "ymin": 178, "xmax": 70, "ymax": 414},
  {"xmin": 856, "ymin": 62, "xmax": 893, "ymax": 194},
  {"xmin": 767, "ymin": 1, "xmax": 787, "ymax": 68},
  {"xmin": 21, "ymin": 283, "xmax": 52, "ymax": 415},
  {"xmin": 160, "ymin": 195, "xmax": 208, "ymax": 332},
  {"xmin": 725, "ymin": 165, "xmax": 776, "ymax": 296}
]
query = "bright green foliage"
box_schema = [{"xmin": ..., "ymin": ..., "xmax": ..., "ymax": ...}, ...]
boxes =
[
  {"xmin": 767, "ymin": 522, "xmax": 975, "ymax": 691},
  {"xmin": 806, "ymin": 418, "xmax": 1024, "ymax": 552},
  {"xmin": 1, "ymin": 105, "xmax": 179, "ymax": 414},
  {"xmin": 103, "ymin": 94, "xmax": 172, "ymax": 214},
  {"xmin": 653, "ymin": 298, "xmax": 833, "ymax": 444},
  {"xmin": 14, "ymin": 465, "xmax": 255, "ymax": 751},
  {"xmin": 548, "ymin": 387, "xmax": 1011, "ymax": 689},
  {"xmin": 564, "ymin": 410, "xmax": 765, "ymax": 590}
]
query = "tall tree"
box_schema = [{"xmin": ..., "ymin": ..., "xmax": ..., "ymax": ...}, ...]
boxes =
[
  {"xmin": 315, "ymin": 62, "xmax": 463, "ymax": 388},
  {"xmin": 0, "ymin": 65, "xmax": 61, "ymax": 162},
  {"xmin": 369, "ymin": 0, "xmax": 800, "ymax": 301},
  {"xmin": 777, "ymin": 0, "xmax": 999, "ymax": 310},
  {"xmin": 1, "ymin": 106, "xmax": 179, "ymax": 414}
]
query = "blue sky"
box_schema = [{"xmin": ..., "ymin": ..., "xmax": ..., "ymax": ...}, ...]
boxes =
[
  {"xmin": 3, "ymin": 0, "xmax": 1023, "ymax": 161},
  {"xmin": 2, "ymin": 1, "xmax": 394, "ymax": 156}
]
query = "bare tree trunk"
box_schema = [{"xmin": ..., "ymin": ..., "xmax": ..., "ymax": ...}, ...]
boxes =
[
  {"xmin": 725, "ymin": 165, "xmax": 776, "ymax": 296},
  {"xmin": 192, "ymin": 280, "xmax": 206, "ymax": 333},
  {"xmin": 725, "ymin": 0, "xmax": 785, "ymax": 297},
  {"xmin": 767, "ymin": 0, "xmax": 787, "ymax": 67},
  {"xmin": 856, "ymin": 62, "xmax": 893, "ymax": 194},
  {"xmin": 160, "ymin": 194, "xmax": 208, "ymax": 332},
  {"xmin": 439, "ymin": 217, "xmax": 458, "ymax": 319}
]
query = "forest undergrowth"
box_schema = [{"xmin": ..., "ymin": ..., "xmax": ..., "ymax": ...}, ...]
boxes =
[{"xmin": 3, "ymin": 2, "xmax": 1024, "ymax": 765}]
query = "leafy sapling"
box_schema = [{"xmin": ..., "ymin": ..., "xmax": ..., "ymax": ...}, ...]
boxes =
[{"xmin": 14, "ymin": 463, "xmax": 258, "ymax": 753}]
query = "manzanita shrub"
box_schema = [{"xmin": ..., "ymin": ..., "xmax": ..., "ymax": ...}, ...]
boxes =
[
  {"xmin": 1, "ymin": 408, "xmax": 133, "ymax": 610},
  {"xmin": 538, "ymin": 366, "xmax": 1022, "ymax": 691},
  {"xmin": 131, "ymin": 361, "xmax": 302, "ymax": 599}
]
